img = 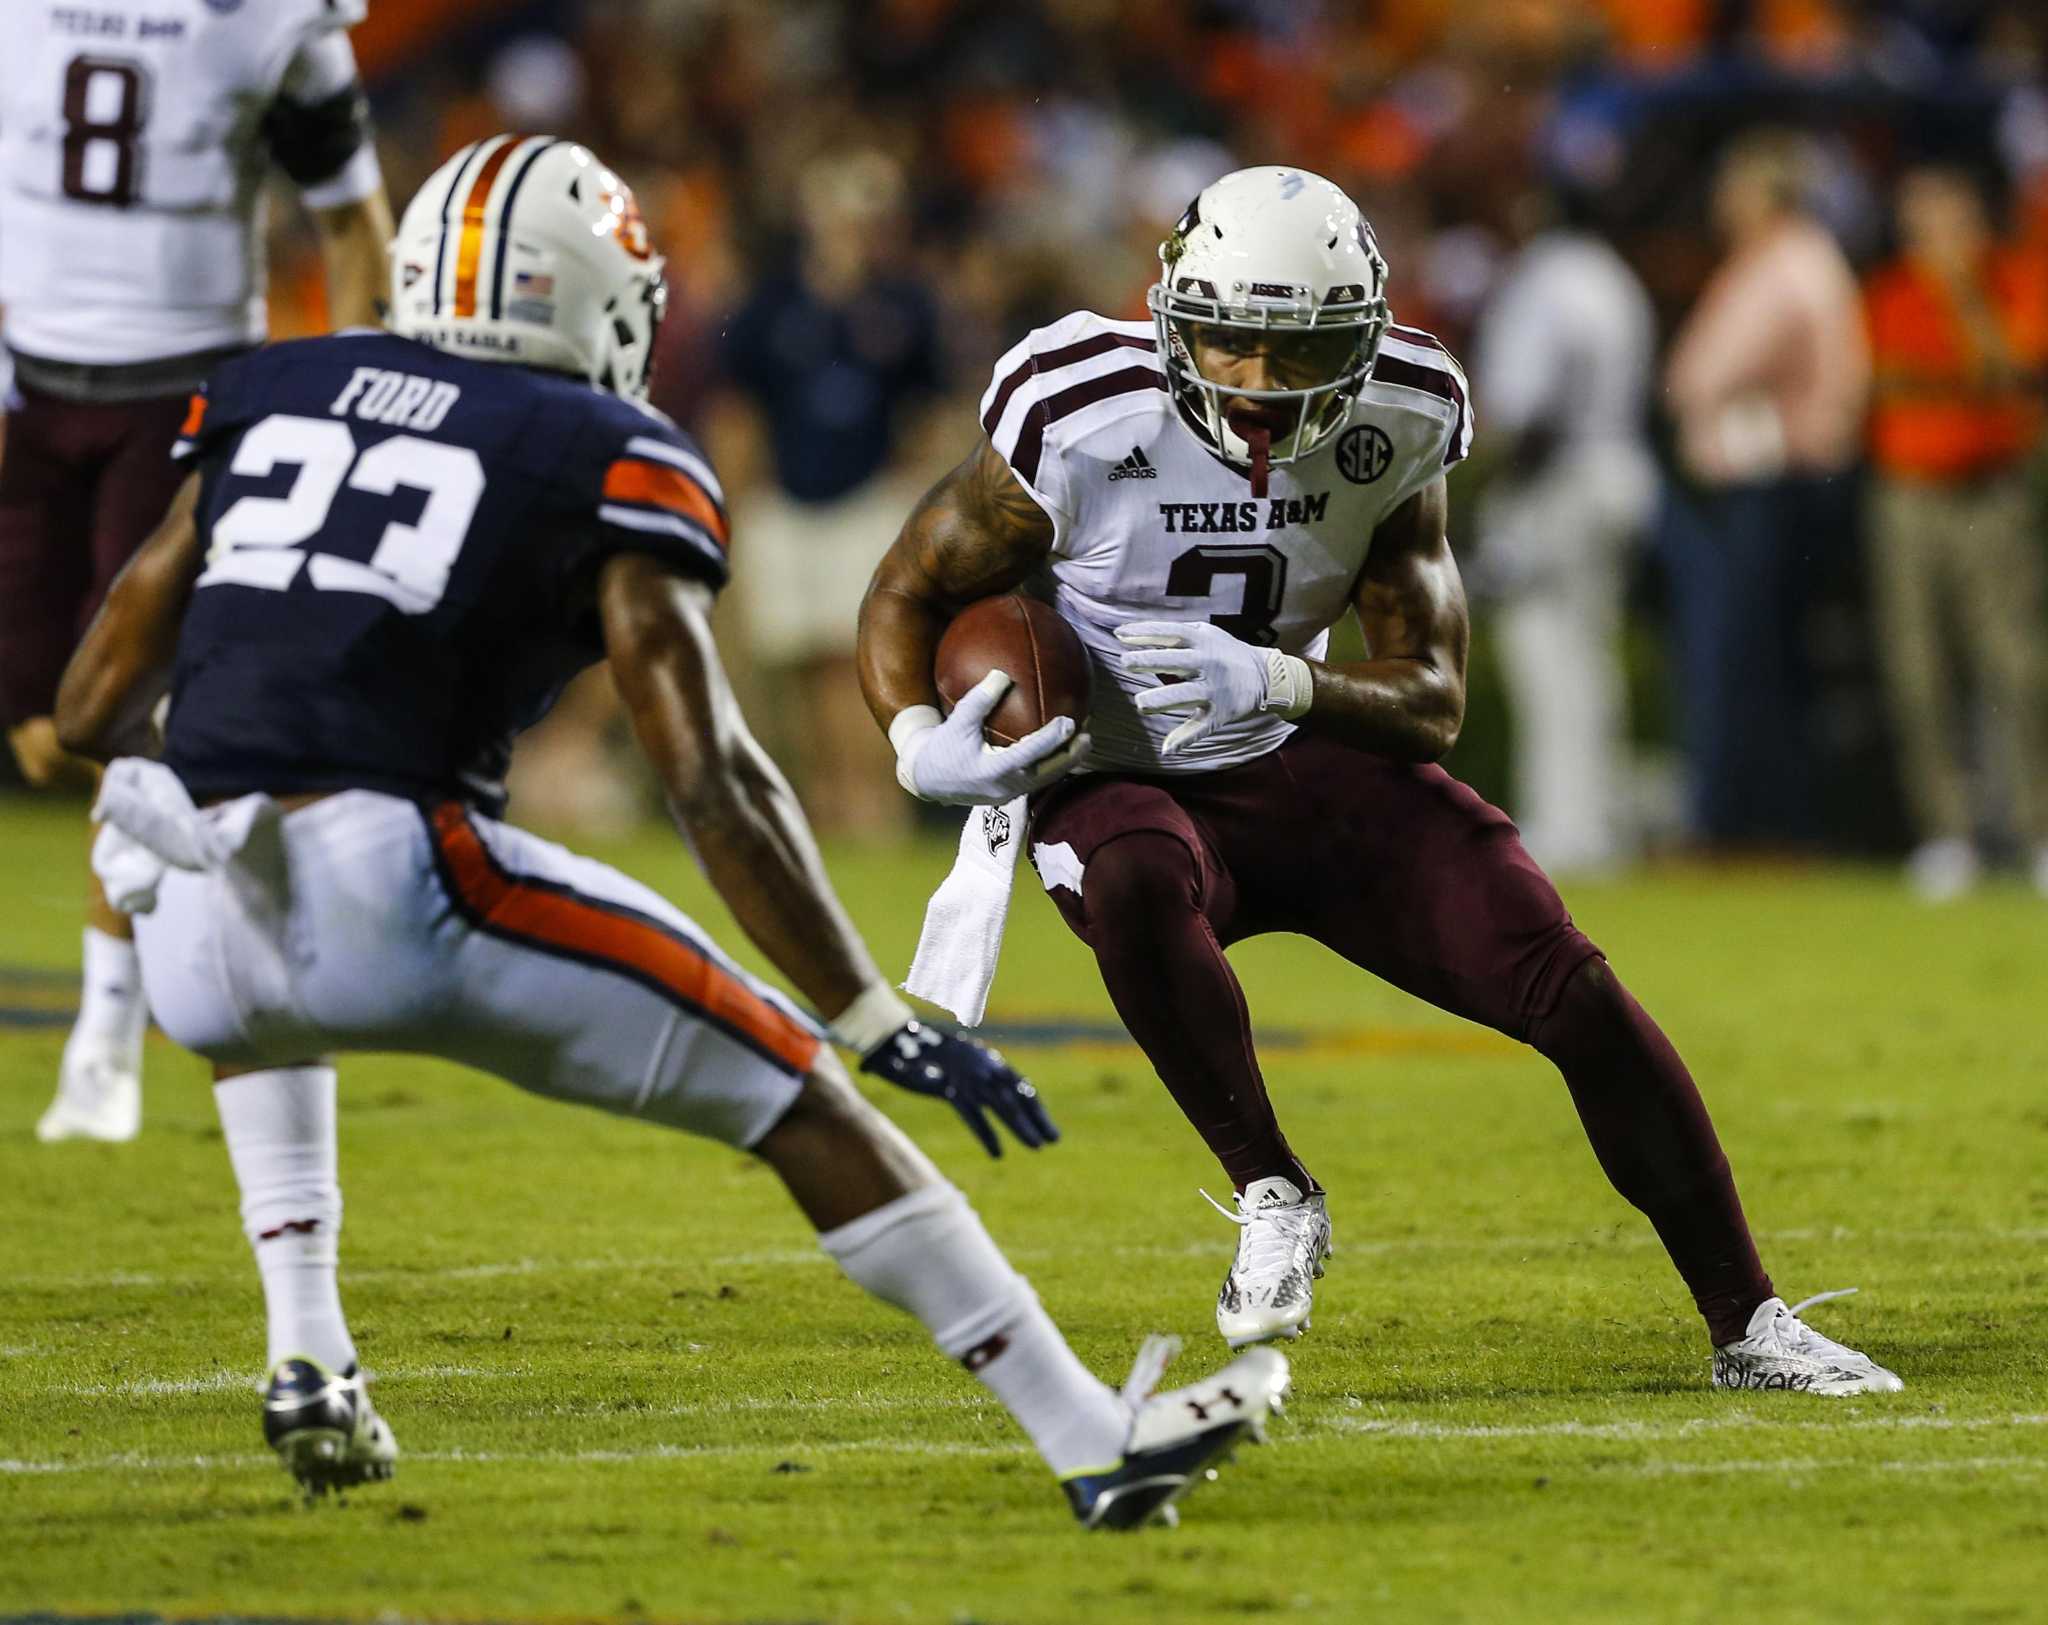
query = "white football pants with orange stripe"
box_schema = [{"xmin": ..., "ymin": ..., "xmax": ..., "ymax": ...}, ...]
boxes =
[{"xmin": 131, "ymin": 788, "xmax": 817, "ymax": 1147}]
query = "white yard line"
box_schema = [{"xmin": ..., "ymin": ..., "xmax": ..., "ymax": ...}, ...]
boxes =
[
  {"xmin": 1332, "ymin": 1413, "xmax": 2048, "ymax": 1442},
  {"xmin": 6, "ymin": 1414, "xmax": 2046, "ymax": 1480},
  {"xmin": 1622, "ymin": 1454, "xmax": 2044, "ymax": 1479},
  {"xmin": 16, "ymin": 1222, "xmax": 2046, "ymax": 1294},
  {"xmin": 39, "ymin": 1363, "xmax": 517, "ymax": 1399}
]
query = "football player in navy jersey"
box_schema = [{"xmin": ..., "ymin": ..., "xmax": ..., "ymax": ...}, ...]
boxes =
[{"xmin": 50, "ymin": 138, "xmax": 1287, "ymax": 1526}]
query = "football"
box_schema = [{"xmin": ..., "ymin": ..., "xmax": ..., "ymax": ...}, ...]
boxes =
[{"xmin": 933, "ymin": 593, "xmax": 1093, "ymax": 745}]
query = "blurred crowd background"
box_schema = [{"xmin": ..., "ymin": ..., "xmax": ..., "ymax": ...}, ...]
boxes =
[{"xmin": 256, "ymin": 1, "xmax": 2048, "ymax": 890}]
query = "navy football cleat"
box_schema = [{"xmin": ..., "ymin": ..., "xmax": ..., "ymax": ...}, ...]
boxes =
[
  {"xmin": 262, "ymin": 1356, "xmax": 399, "ymax": 1497},
  {"xmin": 1062, "ymin": 1336, "xmax": 1290, "ymax": 1531}
]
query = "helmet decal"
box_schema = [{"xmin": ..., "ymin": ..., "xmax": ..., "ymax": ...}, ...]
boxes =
[{"xmin": 596, "ymin": 175, "xmax": 653, "ymax": 262}]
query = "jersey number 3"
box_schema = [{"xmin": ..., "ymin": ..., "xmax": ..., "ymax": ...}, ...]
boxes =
[
  {"xmin": 202, "ymin": 415, "xmax": 485, "ymax": 614},
  {"xmin": 1166, "ymin": 544, "xmax": 1289, "ymax": 647}
]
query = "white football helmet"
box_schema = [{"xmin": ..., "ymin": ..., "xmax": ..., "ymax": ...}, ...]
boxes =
[
  {"xmin": 1148, "ymin": 166, "xmax": 1391, "ymax": 468},
  {"xmin": 388, "ymin": 136, "xmax": 667, "ymax": 399}
]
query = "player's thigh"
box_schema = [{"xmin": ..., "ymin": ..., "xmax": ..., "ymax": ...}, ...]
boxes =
[
  {"xmin": 422, "ymin": 807, "xmax": 817, "ymax": 1148},
  {"xmin": 85, "ymin": 392, "xmax": 190, "ymax": 616},
  {"xmin": 132, "ymin": 868, "xmax": 249, "ymax": 1061},
  {"xmin": 0, "ymin": 391, "xmax": 96, "ymax": 725},
  {"xmin": 1028, "ymin": 773, "xmax": 1228, "ymax": 942},
  {"xmin": 1231, "ymin": 735, "xmax": 1597, "ymax": 1038}
]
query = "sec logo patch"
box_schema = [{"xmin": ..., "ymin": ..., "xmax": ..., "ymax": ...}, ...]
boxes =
[{"xmin": 1336, "ymin": 423, "xmax": 1394, "ymax": 484}]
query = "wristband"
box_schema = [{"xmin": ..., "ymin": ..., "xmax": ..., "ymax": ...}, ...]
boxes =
[
  {"xmin": 888, "ymin": 705, "xmax": 943, "ymax": 796},
  {"xmin": 1264, "ymin": 651, "xmax": 1314, "ymax": 720},
  {"xmin": 830, "ymin": 981, "xmax": 916, "ymax": 1053}
]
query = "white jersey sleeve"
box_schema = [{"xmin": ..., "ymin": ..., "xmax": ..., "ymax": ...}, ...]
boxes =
[
  {"xmin": 978, "ymin": 311, "xmax": 1167, "ymax": 553},
  {"xmin": 1370, "ymin": 323, "xmax": 1474, "ymax": 505},
  {"xmin": 0, "ymin": 0, "xmax": 374, "ymax": 368}
]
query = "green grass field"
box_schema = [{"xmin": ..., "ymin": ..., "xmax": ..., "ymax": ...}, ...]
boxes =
[{"xmin": 3, "ymin": 789, "xmax": 2046, "ymax": 1624}]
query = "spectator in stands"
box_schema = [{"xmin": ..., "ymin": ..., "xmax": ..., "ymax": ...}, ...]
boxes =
[
  {"xmin": 1470, "ymin": 182, "xmax": 1659, "ymax": 873},
  {"xmin": 716, "ymin": 150, "xmax": 947, "ymax": 837},
  {"xmin": 1864, "ymin": 163, "xmax": 2048, "ymax": 899},
  {"xmin": 1662, "ymin": 130, "xmax": 1871, "ymax": 849}
]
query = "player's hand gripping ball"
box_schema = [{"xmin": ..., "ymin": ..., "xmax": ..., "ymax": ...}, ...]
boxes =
[
  {"xmin": 935, "ymin": 594, "xmax": 1092, "ymax": 743},
  {"xmin": 894, "ymin": 595, "xmax": 1093, "ymax": 805}
]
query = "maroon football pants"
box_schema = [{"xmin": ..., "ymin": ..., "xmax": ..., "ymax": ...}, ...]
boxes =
[
  {"xmin": 1030, "ymin": 733, "xmax": 1773, "ymax": 1343},
  {"xmin": 0, "ymin": 382, "xmax": 191, "ymax": 727}
]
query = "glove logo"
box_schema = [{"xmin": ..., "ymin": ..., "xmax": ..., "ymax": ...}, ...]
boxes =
[
  {"xmin": 1335, "ymin": 423, "xmax": 1393, "ymax": 484},
  {"xmin": 981, "ymin": 805, "xmax": 1012, "ymax": 852}
]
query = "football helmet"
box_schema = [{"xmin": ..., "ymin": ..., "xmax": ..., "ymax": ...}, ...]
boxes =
[
  {"xmin": 388, "ymin": 136, "xmax": 666, "ymax": 400},
  {"xmin": 1148, "ymin": 167, "xmax": 1391, "ymax": 468}
]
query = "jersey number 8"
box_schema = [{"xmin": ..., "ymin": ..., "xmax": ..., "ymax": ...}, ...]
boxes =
[
  {"xmin": 201, "ymin": 414, "xmax": 485, "ymax": 614},
  {"xmin": 61, "ymin": 55, "xmax": 150, "ymax": 208}
]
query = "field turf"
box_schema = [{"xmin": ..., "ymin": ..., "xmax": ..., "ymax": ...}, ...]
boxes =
[{"xmin": 2, "ymin": 789, "xmax": 2045, "ymax": 1624}]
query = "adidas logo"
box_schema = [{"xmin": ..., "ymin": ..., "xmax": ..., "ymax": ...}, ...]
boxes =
[{"xmin": 1107, "ymin": 446, "xmax": 1157, "ymax": 481}]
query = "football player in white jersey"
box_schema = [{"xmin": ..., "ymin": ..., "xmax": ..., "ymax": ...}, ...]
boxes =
[
  {"xmin": 859, "ymin": 167, "xmax": 1903, "ymax": 1396},
  {"xmin": 0, "ymin": 0, "xmax": 394, "ymax": 1143}
]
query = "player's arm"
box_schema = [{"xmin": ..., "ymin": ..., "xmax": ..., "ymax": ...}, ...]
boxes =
[
  {"xmin": 856, "ymin": 439, "xmax": 1082, "ymax": 804},
  {"xmin": 53, "ymin": 475, "xmax": 204, "ymax": 763},
  {"xmin": 601, "ymin": 552, "xmax": 1057, "ymax": 1156},
  {"xmin": 311, "ymin": 193, "xmax": 395, "ymax": 330},
  {"xmin": 268, "ymin": 30, "xmax": 392, "ymax": 329},
  {"xmin": 1118, "ymin": 475, "xmax": 1467, "ymax": 762},
  {"xmin": 1308, "ymin": 475, "xmax": 1468, "ymax": 761}
]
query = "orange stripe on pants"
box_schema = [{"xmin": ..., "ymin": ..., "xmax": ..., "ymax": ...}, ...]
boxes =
[{"xmin": 430, "ymin": 803, "xmax": 820, "ymax": 1075}]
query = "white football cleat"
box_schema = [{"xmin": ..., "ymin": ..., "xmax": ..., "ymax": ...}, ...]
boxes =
[
  {"xmin": 263, "ymin": 1357, "xmax": 399, "ymax": 1496},
  {"xmin": 36, "ymin": 1040, "xmax": 142, "ymax": 1143},
  {"xmin": 1062, "ymin": 1334, "xmax": 1290, "ymax": 1530},
  {"xmin": 1905, "ymin": 837, "xmax": 1979, "ymax": 903},
  {"xmin": 1204, "ymin": 1176, "xmax": 1332, "ymax": 1348},
  {"xmin": 1712, "ymin": 1291, "xmax": 1904, "ymax": 1396}
]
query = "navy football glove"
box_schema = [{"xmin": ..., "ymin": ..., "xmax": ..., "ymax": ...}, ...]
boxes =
[{"xmin": 858, "ymin": 1021, "xmax": 1059, "ymax": 1158}]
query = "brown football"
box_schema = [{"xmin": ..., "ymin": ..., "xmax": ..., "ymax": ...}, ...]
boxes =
[{"xmin": 934, "ymin": 594, "xmax": 1093, "ymax": 746}]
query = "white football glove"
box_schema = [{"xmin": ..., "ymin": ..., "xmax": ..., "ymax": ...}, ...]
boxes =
[
  {"xmin": 890, "ymin": 670, "xmax": 1090, "ymax": 806},
  {"xmin": 1116, "ymin": 620, "xmax": 1313, "ymax": 755}
]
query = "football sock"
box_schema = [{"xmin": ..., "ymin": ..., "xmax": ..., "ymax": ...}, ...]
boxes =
[
  {"xmin": 819, "ymin": 1183, "xmax": 1128, "ymax": 1477},
  {"xmin": 70, "ymin": 926, "xmax": 146, "ymax": 1052},
  {"xmin": 1074, "ymin": 832, "xmax": 1314, "ymax": 1194},
  {"xmin": 214, "ymin": 1066, "xmax": 357, "ymax": 1374},
  {"xmin": 1529, "ymin": 957, "xmax": 1774, "ymax": 1345}
]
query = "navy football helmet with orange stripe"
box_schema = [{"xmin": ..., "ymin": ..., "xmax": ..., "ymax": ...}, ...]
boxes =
[{"xmin": 389, "ymin": 135, "xmax": 666, "ymax": 401}]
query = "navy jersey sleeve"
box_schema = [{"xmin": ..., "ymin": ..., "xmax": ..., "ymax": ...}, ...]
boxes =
[
  {"xmin": 170, "ymin": 350, "xmax": 266, "ymax": 467},
  {"xmin": 556, "ymin": 403, "xmax": 731, "ymax": 595}
]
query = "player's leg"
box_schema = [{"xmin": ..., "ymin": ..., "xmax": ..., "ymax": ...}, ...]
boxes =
[
  {"xmin": 37, "ymin": 391, "xmax": 190, "ymax": 1141},
  {"xmin": 1030, "ymin": 778, "xmax": 1327, "ymax": 1348},
  {"xmin": 421, "ymin": 803, "xmax": 1289, "ymax": 1525},
  {"xmin": 129, "ymin": 840, "xmax": 397, "ymax": 1495},
  {"xmin": 212, "ymin": 1060, "xmax": 396, "ymax": 1493},
  {"xmin": 0, "ymin": 389, "xmax": 140, "ymax": 1141},
  {"xmin": 1231, "ymin": 734, "xmax": 1898, "ymax": 1390}
]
